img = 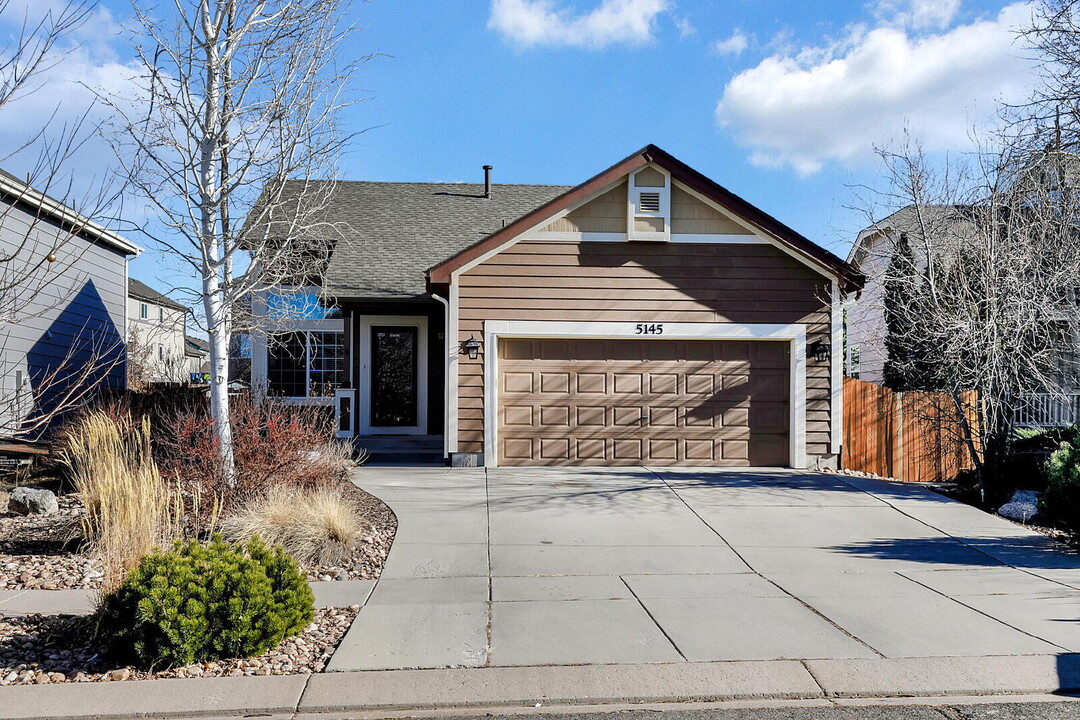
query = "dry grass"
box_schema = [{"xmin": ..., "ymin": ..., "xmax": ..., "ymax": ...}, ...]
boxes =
[
  {"xmin": 55, "ymin": 410, "xmax": 188, "ymax": 591},
  {"xmin": 221, "ymin": 485, "xmax": 363, "ymax": 567}
]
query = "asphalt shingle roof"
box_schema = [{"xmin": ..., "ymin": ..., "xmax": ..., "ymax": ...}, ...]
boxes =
[
  {"xmin": 128, "ymin": 278, "xmax": 187, "ymax": 312},
  {"xmin": 312, "ymin": 181, "xmax": 572, "ymax": 299}
]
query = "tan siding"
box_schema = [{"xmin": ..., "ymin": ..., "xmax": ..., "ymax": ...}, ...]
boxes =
[
  {"xmin": 671, "ymin": 186, "xmax": 752, "ymax": 235},
  {"xmin": 633, "ymin": 217, "xmax": 665, "ymax": 233},
  {"xmin": 540, "ymin": 181, "xmax": 627, "ymax": 233},
  {"xmin": 457, "ymin": 240, "xmax": 834, "ymax": 461},
  {"xmin": 634, "ymin": 166, "xmax": 666, "ymax": 187}
]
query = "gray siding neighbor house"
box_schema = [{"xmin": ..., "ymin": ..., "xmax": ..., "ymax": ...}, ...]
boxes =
[{"xmin": 0, "ymin": 171, "xmax": 142, "ymax": 439}]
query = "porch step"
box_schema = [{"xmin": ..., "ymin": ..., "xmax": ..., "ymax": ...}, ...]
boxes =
[
  {"xmin": 355, "ymin": 435, "xmax": 444, "ymax": 465},
  {"xmin": 356, "ymin": 435, "xmax": 443, "ymax": 451}
]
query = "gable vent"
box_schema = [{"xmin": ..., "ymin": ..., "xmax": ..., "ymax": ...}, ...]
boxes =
[{"xmin": 638, "ymin": 191, "xmax": 661, "ymax": 214}]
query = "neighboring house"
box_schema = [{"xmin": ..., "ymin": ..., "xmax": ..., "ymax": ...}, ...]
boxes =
[
  {"xmin": 0, "ymin": 170, "xmax": 141, "ymax": 438},
  {"xmin": 249, "ymin": 145, "xmax": 863, "ymax": 468},
  {"xmin": 185, "ymin": 335, "xmax": 211, "ymax": 381},
  {"xmin": 127, "ymin": 278, "xmax": 195, "ymax": 385},
  {"xmin": 845, "ymin": 205, "xmax": 968, "ymax": 384}
]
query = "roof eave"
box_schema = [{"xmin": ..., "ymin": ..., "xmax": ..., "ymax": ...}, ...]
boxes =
[{"xmin": 0, "ymin": 172, "xmax": 142, "ymax": 257}]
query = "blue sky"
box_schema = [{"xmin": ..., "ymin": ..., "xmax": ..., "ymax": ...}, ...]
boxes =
[{"xmin": 0, "ymin": 0, "xmax": 1039, "ymax": 298}]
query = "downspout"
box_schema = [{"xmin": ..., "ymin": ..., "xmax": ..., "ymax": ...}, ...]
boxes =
[{"xmin": 431, "ymin": 292, "xmax": 451, "ymax": 463}]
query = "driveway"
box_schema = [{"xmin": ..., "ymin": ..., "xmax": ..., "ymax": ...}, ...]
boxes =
[{"xmin": 329, "ymin": 466, "xmax": 1080, "ymax": 671}]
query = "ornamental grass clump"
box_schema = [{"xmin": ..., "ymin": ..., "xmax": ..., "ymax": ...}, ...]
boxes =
[
  {"xmin": 221, "ymin": 485, "xmax": 363, "ymax": 567},
  {"xmin": 57, "ymin": 409, "xmax": 185, "ymax": 591},
  {"xmin": 97, "ymin": 534, "xmax": 314, "ymax": 669}
]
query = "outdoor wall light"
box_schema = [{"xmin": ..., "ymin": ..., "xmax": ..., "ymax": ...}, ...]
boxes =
[
  {"xmin": 461, "ymin": 335, "xmax": 481, "ymax": 360},
  {"xmin": 810, "ymin": 340, "xmax": 831, "ymax": 363}
]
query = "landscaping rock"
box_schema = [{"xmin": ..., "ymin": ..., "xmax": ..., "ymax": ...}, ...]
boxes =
[
  {"xmin": 8, "ymin": 486, "xmax": 59, "ymax": 516},
  {"xmin": 998, "ymin": 490, "xmax": 1041, "ymax": 523},
  {"xmin": 0, "ymin": 606, "xmax": 358, "ymax": 685}
]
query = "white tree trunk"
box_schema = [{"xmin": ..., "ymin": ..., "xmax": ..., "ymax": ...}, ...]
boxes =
[{"xmin": 203, "ymin": 277, "xmax": 236, "ymax": 483}]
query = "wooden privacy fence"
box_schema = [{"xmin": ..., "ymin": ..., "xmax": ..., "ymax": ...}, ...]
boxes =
[{"xmin": 842, "ymin": 376, "xmax": 978, "ymax": 483}]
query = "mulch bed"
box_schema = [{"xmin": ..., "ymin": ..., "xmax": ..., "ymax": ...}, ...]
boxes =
[
  {"xmin": 0, "ymin": 605, "xmax": 359, "ymax": 685},
  {"xmin": 0, "ymin": 496, "xmax": 102, "ymax": 590},
  {"xmin": 0, "ymin": 481, "xmax": 397, "ymax": 590}
]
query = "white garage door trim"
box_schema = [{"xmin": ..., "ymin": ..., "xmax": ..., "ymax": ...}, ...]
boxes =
[{"xmin": 483, "ymin": 321, "xmax": 807, "ymax": 469}]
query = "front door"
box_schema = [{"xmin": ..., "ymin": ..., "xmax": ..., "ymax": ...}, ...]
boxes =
[{"xmin": 359, "ymin": 315, "xmax": 428, "ymax": 435}]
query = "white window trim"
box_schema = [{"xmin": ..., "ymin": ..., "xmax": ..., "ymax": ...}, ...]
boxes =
[
  {"xmin": 481, "ymin": 320, "xmax": 807, "ymax": 469},
  {"xmin": 358, "ymin": 314, "xmax": 429, "ymax": 436},
  {"xmin": 250, "ymin": 287, "xmax": 344, "ymax": 404},
  {"xmin": 628, "ymin": 165, "xmax": 671, "ymax": 242},
  {"xmin": 261, "ymin": 329, "xmax": 346, "ymax": 403}
]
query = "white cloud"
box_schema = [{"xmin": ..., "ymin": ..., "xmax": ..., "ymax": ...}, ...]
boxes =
[
  {"xmin": 0, "ymin": 3, "xmax": 142, "ymax": 212},
  {"xmin": 873, "ymin": 0, "xmax": 961, "ymax": 30},
  {"xmin": 711, "ymin": 29, "xmax": 748, "ymax": 56},
  {"xmin": 673, "ymin": 14, "xmax": 696, "ymax": 39},
  {"xmin": 715, "ymin": 3, "xmax": 1036, "ymax": 175},
  {"xmin": 488, "ymin": 0, "xmax": 671, "ymax": 49}
]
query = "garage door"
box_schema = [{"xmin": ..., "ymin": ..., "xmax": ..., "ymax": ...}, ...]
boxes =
[{"xmin": 497, "ymin": 338, "xmax": 790, "ymax": 467}]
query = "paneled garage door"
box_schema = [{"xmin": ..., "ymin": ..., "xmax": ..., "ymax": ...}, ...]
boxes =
[{"xmin": 497, "ymin": 338, "xmax": 790, "ymax": 467}]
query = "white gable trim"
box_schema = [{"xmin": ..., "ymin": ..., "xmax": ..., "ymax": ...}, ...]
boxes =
[{"xmin": 671, "ymin": 180, "xmax": 838, "ymax": 283}]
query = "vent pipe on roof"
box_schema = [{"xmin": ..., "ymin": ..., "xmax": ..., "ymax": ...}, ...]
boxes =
[{"xmin": 483, "ymin": 165, "xmax": 493, "ymax": 199}]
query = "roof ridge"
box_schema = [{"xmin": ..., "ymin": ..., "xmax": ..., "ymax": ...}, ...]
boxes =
[{"xmin": 286, "ymin": 179, "xmax": 575, "ymax": 188}]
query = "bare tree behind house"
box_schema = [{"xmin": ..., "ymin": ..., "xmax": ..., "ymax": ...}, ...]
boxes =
[
  {"xmin": 0, "ymin": 0, "xmax": 131, "ymax": 439},
  {"xmin": 856, "ymin": 138, "xmax": 1080, "ymax": 495},
  {"xmin": 102, "ymin": 0, "xmax": 360, "ymax": 481}
]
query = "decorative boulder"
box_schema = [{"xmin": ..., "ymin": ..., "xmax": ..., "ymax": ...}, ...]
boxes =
[
  {"xmin": 998, "ymin": 490, "xmax": 1041, "ymax": 523},
  {"xmin": 7, "ymin": 486, "xmax": 59, "ymax": 516}
]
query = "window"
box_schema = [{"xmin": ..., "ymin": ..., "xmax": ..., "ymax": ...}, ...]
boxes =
[
  {"xmin": 159, "ymin": 307, "xmax": 164, "ymax": 322},
  {"xmin": 267, "ymin": 331, "xmax": 344, "ymax": 398},
  {"xmin": 265, "ymin": 291, "xmax": 341, "ymax": 320},
  {"xmin": 158, "ymin": 345, "xmax": 164, "ymax": 361},
  {"xmin": 140, "ymin": 303, "xmax": 148, "ymax": 319}
]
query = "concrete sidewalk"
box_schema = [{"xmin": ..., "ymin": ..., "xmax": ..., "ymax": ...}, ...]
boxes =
[{"xmin": 2, "ymin": 654, "xmax": 1080, "ymax": 720}]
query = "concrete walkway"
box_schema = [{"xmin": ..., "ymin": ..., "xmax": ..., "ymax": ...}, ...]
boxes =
[{"xmin": 331, "ymin": 466, "xmax": 1080, "ymax": 672}]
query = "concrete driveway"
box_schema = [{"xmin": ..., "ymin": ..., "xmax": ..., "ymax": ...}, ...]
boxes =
[{"xmin": 329, "ymin": 466, "xmax": 1080, "ymax": 671}]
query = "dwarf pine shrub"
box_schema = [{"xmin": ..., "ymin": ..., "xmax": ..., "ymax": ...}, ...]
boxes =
[{"xmin": 97, "ymin": 534, "xmax": 314, "ymax": 668}]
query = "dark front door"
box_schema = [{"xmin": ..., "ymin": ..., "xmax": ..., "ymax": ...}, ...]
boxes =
[{"xmin": 370, "ymin": 326, "xmax": 419, "ymax": 427}]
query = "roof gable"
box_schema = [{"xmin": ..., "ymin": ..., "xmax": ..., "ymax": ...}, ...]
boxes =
[{"xmin": 428, "ymin": 145, "xmax": 864, "ymax": 292}]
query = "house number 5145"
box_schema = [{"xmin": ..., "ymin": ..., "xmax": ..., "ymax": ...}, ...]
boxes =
[{"xmin": 635, "ymin": 323, "xmax": 664, "ymax": 335}]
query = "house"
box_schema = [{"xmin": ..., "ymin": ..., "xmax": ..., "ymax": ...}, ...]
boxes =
[
  {"xmin": 844, "ymin": 205, "xmax": 969, "ymax": 384},
  {"xmin": 185, "ymin": 335, "xmax": 211, "ymax": 382},
  {"xmin": 249, "ymin": 145, "xmax": 863, "ymax": 468},
  {"xmin": 0, "ymin": 170, "xmax": 141, "ymax": 439},
  {"xmin": 127, "ymin": 278, "xmax": 210, "ymax": 386},
  {"xmin": 127, "ymin": 278, "xmax": 197, "ymax": 385}
]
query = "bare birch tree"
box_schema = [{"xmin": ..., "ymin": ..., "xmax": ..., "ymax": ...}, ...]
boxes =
[
  {"xmin": 0, "ymin": 0, "xmax": 131, "ymax": 439},
  {"xmin": 103, "ymin": 0, "xmax": 358, "ymax": 480},
  {"xmin": 856, "ymin": 137, "xmax": 1080, "ymax": 495}
]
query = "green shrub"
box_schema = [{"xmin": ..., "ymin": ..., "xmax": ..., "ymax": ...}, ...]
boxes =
[
  {"xmin": 97, "ymin": 534, "xmax": 314, "ymax": 668},
  {"xmin": 1041, "ymin": 426, "xmax": 1080, "ymax": 531}
]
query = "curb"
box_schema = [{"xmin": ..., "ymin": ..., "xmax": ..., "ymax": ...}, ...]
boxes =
[{"xmin": 1, "ymin": 655, "xmax": 1079, "ymax": 720}]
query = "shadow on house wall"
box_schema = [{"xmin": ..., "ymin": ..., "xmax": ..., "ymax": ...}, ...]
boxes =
[{"xmin": 23, "ymin": 279, "xmax": 125, "ymax": 438}]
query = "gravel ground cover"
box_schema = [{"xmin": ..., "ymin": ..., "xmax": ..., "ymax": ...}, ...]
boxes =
[
  {"xmin": 0, "ymin": 482, "xmax": 397, "ymax": 589},
  {"xmin": 0, "ymin": 605, "xmax": 359, "ymax": 684}
]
